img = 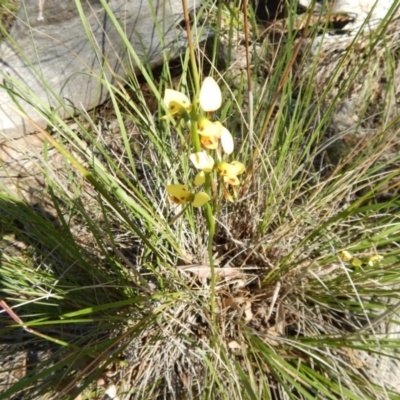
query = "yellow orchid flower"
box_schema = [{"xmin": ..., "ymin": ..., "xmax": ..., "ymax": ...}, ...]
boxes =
[
  {"xmin": 166, "ymin": 184, "xmax": 210, "ymax": 208},
  {"xmin": 218, "ymin": 161, "xmax": 245, "ymax": 186},
  {"xmin": 339, "ymin": 251, "xmax": 353, "ymax": 262},
  {"xmin": 199, "ymin": 77, "xmax": 222, "ymax": 112},
  {"xmin": 367, "ymin": 254, "xmax": 383, "ymax": 266},
  {"xmin": 163, "ymin": 89, "xmax": 191, "ymax": 118},
  {"xmin": 197, "ymin": 119, "xmax": 233, "ymax": 152},
  {"xmin": 217, "ymin": 160, "xmax": 245, "ymax": 185},
  {"xmin": 189, "ymin": 151, "xmax": 215, "ymax": 172}
]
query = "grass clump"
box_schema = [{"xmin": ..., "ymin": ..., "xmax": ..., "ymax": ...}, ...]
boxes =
[
  {"xmin": 1, "ymin": 0, "xmax": 400, "ymax": 399},
  {"xmin": 0, "ymin": 0, "xmax": 19, "ymax": 39}
]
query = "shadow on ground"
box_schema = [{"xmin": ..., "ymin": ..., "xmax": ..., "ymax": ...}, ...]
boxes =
[{"xmin": 0, "ymin": 196, "xmax": 132, "ymax": 399}]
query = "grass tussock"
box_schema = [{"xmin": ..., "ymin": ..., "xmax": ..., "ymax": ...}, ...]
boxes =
[
  {"xmin": 1, "ymin": 0, "xmax": 400, "ymax": 399},
  {"xmin": 0, "ymin": 0, "xmax": 19, "ymax": 39}
]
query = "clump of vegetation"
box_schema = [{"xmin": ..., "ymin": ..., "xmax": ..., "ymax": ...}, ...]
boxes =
[
  {"xmin": 0, "ymin": 1, "xmax": 400, "ymax": 399},
  {"xmin": 0, "ymin": 0, "xmax": 19, "ymax": 39}
]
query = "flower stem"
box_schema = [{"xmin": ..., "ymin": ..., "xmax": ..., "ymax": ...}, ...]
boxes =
[
  {"xmin": 204, "ymin": 202, "xmax": 216, "ymax": 314},
  {"xmin": 190, "ymin": 112, "xmax": 201, "ymax": 153}
]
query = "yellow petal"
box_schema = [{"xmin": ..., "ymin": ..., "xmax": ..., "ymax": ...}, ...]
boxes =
[
  {"xmin": 192, "ymin": 192, "xmax": 211, "ymax": 207},
  {"xmin": 189, "ymin": 151, "xmax": 215, "ymax": 172},
  {"xmin": 163, "ymin": 89, "xmax": 191, "ymax": 115},
  {"xmin": 199, "ymin": 77, "xmax": 222, "ymax": 112},
  {"xmin": 221, "ymin": 126, "xmax": 234, "ymax": 155},
  {"xmin": 198, "ymin": 118, "xmax": 222, "ymax": 137},
  {"xmin": 194, "ymin": 171, "xmax": 206, "ymax": 186},
  {"xmin": 230, "ymin": 160, "xmax": 245, "ymax": 174},
  {"xmin": 339, "ymin": 251, "xmax": 353, "ymax": 262},
  {"xmin": 217, "ymin": 162, "xmax": 230, "ymax": 176},
  {"xmin": 166, "ymin": 184, "xmax": 191, "ymax": 204}
]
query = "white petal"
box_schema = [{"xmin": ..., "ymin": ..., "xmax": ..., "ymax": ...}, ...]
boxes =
[
  {"xmin": 220, "ymin": 127, "xmax": 234, "ymax": 155},
  {"xmin": 199, "ymin": 77, "xmax": 222, "ymax": 112}
]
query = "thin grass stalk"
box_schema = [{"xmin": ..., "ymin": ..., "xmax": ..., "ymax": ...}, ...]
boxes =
[{"xmin": 242, "ymin": 0, "xmax": 253, "ymax": 143}]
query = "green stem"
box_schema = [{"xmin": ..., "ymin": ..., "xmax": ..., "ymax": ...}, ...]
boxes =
[
  {"xmin": 190, "ymin": 115, "xmax": 215, "ymax": 315},
  {"xmin": 204, "ymin": 202, "xmax": 215, "ymax": 314},
  {"xmin": 200, "ymin": 159, "xmax": 215, "ymax": 316},
  {"xmin": 190, "ymin": 111, "xmax": 201, "ymax": 153}
]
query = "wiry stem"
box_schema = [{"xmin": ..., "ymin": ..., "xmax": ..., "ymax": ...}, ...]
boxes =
[
  {"xmin": 181, "ymin": 0, "xmax": 200, "ymax": 95},
  {"xmin": 242, "ymin": 0, "xmax": 253, "ymax": 143}
]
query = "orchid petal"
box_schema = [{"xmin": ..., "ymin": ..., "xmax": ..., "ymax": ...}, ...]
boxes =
[
  {"xmin": 198, "ymin": 118, "xmax": 222, "ymax": 137},
  {"xmin": 166, "ymin": 184, "xmax": 191, "ymax": 204},
  {"xmin": 230, "ymin": 160, "xmax": 245, "ymax": 175},
  {"xmin": 199, "ymin": 77, "xmax": 222, "ymax": 112},
  {"xmin": 220, "ymin": 127, "xmax": 234, "ymax": 155},
  {"xmin": 190, "ymin": 151, "xmax": 215, "ymax": 172},
  {"xmin": 217, "ymin": 161, "xmax": 245, "ymax": 177},
  {"xmin": 163, "ymin": 89, "xmax": 191, "ymax": 115},
  {"xmin": 223, "ymin": 175, "xmax": 240, "ymax": 185},
  {"xmin": 194, "ymin": 171, "xmax": 206, "ymax": 186},
  {"xmin": 192, "ymin": 192, "xmax": 211, "ymax": 207}
]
